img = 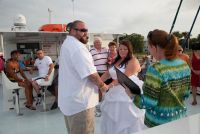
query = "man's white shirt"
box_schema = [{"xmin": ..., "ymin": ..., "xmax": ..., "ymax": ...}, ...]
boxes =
[
  {"xmin": 58, "ymin": 36, "xmax": 99, "ymax": 116},
  {"xmin": 34, "ymin": 56, "xmax": 53, "ymax": 77}
]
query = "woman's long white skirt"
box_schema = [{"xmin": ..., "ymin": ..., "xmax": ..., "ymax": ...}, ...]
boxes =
[{"xmin": 101, "ymin": 85, "xmax": 145, "ymax": 134}]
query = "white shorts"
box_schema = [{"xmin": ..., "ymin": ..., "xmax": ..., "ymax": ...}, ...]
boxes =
[{"xmin": 32, "ymin": 76, "xmax": 45, "ymax": 85}]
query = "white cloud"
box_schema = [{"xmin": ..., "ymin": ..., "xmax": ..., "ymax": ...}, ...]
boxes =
[{"xmin": 0, "ymin": 0, "xmax": 199, "ymax": 37}]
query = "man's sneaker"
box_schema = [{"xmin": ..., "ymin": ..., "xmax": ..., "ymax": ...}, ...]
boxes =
[
  {"xmin": 25, "ymin": 105, "xmax": 36, "ymax": 110},
  {"xmin": 95, "ymin": 104, "xmax": 101, "ymax": 117},
  {"xmin": 95, "ymin": 111, "xmax": 101, "ymax": 117},
  {"xmin": 36, "ymin": 95, "xmax": 42, "ymax": 106}
]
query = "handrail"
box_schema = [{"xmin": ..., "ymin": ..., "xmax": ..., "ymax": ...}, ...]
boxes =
[
  {"xmin": 183, "ymin": 5, "xmax": 200, "ymax": 49},
  {"xmin": 169, "ymin": 0, "xmax": 183, "ymax": 34}
]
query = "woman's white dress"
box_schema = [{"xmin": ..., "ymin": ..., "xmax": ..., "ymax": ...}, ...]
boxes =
[{"xmin": 101, "ymin": 66, "xmax": 145, "ymax": 134}]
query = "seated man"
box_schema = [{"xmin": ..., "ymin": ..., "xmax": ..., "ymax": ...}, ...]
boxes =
[
  {"xmin": 31, "ymin": 49, "xmax": 54, "ymax": 105},
  {"xmin": 5, "ymin": 50, "xmax": 35, "ymax": 110}
]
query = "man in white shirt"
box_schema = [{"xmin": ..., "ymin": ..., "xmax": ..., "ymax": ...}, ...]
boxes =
[
  {"xmin": 58, "ymin": 20, "xmax": 108, "ymax": 134},
  {"xmin": 31, "ymin": 49, "xmax": 54, "ymax": 104}
]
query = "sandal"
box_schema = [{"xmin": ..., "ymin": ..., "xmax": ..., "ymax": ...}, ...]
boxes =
[
  {"xmin": 25, "ymin": 105, "xmax": 36, "ymax": 110},
  {"xmin": 191, "ymin": 101, "xmax": 197, "ymax": 105}
]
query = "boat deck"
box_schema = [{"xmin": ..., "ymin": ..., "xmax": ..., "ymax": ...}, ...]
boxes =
[{"xmin": 0, "ymin": 85, "xmax": 200, "ymax": 134}]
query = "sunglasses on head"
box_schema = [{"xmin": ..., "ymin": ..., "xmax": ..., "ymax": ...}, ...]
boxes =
[
  {"xmin": 74, "ymin": 28, "xmax": 88, "ymax": 32},
  {"xmin": 147, "ymin": 31, "xmax": 153, "ymax": 40},
  {"xmin": 147, "ymin": 31, "xmax": 154, "ymax": 45}
]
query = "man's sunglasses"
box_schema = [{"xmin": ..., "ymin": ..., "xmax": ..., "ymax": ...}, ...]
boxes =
[{"xmin": 74, "ymin": 28, "xmax": 88, "ymax": 32}]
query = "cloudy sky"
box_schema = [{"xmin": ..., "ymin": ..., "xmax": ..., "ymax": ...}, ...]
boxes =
[{"xmin": 0, "ymin": 0, "xmax": 200, "ymax": 37}]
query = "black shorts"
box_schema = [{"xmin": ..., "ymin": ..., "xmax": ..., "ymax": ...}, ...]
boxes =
[{"xmin": 98, "ymin": 72, "xmax": 112, "ymax": 85}]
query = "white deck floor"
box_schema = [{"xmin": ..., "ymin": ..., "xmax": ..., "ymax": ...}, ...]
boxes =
[{"xmin": 0, "ymin": 85, "xmax": 200, "ymax": 134}]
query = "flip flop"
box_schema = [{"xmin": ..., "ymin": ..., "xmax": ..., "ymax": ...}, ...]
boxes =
[
  {"xmin": 25, "ymin": 105, "xmax": 36, "ymax": 110},
  {"xmin": 191, "ymin": 101, "xmax": 197, "ymax": 105}
]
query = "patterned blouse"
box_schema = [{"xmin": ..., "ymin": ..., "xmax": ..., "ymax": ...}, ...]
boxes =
[{"xmin": 134, "ymin": 59, "xmax": 190, "ymax": 128}]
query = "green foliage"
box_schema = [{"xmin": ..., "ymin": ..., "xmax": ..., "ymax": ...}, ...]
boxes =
[
  {"xmin": 172, "ymin": 31, "xmax": 200, "ymax": 49},
  {"xmin": 197, "ymin": 34, "xmax": 200, "ymax": 42},
  {"xmin": 117, "ymin": 33, "xmax": 145, "ymax": 53},
  {"xmin": 113, "ymin": 31, "xmax": 200, "ymax": 52},
  {"xmin": 172, "ymin": 31, "xmax": 183, "ymax": 39}
]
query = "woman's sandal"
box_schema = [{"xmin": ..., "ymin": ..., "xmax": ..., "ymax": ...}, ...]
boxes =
[
  {"xmin": 24, "ymin": 102, "xmax": 27, "ymax": 105},
  {"xmin": 25, "ymin": 105, "xmax": 36, "ymax": 110},
  {"xmin": 191, "ymin": 101, "xmax": 197, "ymax": 105}
]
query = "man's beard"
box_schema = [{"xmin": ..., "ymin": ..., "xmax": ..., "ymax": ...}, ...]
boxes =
[{"xmin": 79, "ymin": 36, "xmax": 89, "ymax": 44}]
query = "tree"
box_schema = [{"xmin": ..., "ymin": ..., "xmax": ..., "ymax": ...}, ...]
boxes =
[
  {"xmin": 172, "ymin": 31, "xmax": 183, "ymax": 39},
  {"xmin": 172, "ymin": 31, "xmax": 185, "ymax": 48},
  {"xmin": 197, "ymin": 34, "xmax": 200, "ymax": 42},
  {"xmin": 190, "ymin": 38, "xmax": 198, "ymax": 49},
  {"xmin": 115, "ymin": 33, "xmax": 144, "ymax": 53},
  {"xmin": 172, "ymin": 31, "xmax": 190, "ymax": 49}
]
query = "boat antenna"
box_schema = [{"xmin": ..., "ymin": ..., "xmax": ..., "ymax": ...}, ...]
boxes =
[
  {"xmin": 183, "ymin": 5, "xmax": 200, "ymax": 49},
  {"xmin": 48, "ymin": 8, "xmax": 52, "ymax": 24},
  {"xmin": 72, "ymin": 0, "xmax": 75, "ymax": 20},
  {"xmin": 169, "ymin": 0, "xmax": 183, "ymax": 34}
]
